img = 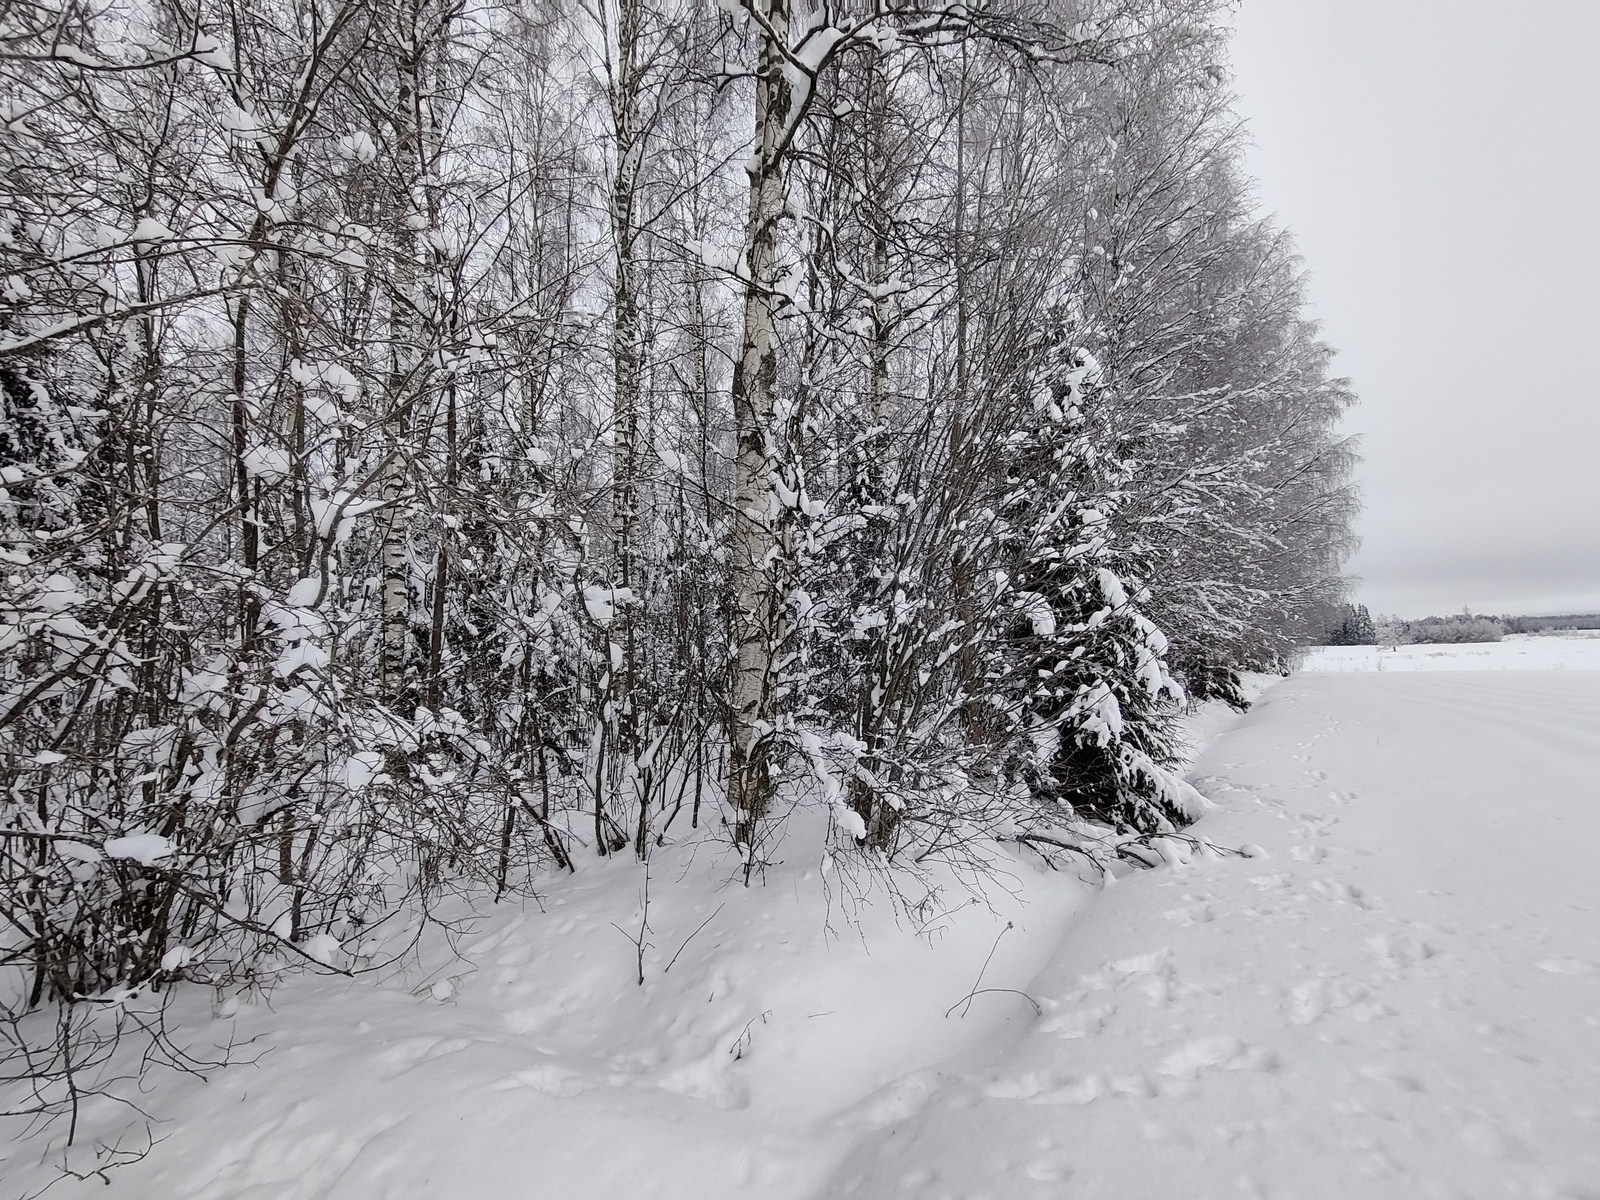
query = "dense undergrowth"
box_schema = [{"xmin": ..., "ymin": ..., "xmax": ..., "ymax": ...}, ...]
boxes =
[{"xmin": 0, "ymin": 0, "xmax": 1355, "ymax": 1161}]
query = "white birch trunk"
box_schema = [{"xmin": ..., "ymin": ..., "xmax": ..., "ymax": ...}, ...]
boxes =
[
  {"xmin": 608, "ymin": 0, "xmax": 643, "ymax": 773},
  {"xmin": 380, "ymin": 8, "xmax": 423, "ymax": 708},
  {"xmin": 729, "ymin": 0, "xmax": 794, "ymax": 848}
]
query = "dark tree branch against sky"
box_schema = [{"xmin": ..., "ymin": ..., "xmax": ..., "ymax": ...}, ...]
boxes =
[{"xmin": 1230, "ymin": 0, "xmax": 1600, "ymax": 618}]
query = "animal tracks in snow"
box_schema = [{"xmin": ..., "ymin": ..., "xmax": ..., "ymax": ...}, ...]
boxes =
[
  {"xmin": 1156, "ymin": 1036, "xmax": 1278, "ymax": 1079},
  {"xmin": 1286, "ymin": 977, "xmax": 1387, "ymax": 1026},
  {"xmin": 1022, "ymin": 1146, "xmax": 1076, "ymax": 1183},
  {"xmin": 1307, "ymin": 878, "xmax": 1374, "ymax": 908},
  {"xmin": 1160, "ymin": 902, "xmax": 1215, "ymax": 926},
  {"xmin": 1367, "ymin": 933, "xmax": 1439, "ymax": 970},
  {"xmin": 1037, "ymin": 1002, "xmax": 1115, "ymax": 1039}
]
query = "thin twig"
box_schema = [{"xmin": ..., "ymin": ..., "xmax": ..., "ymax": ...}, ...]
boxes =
[
  {"xmin": 951, "ymin": 920, "xmax": 1012, "ymax": 1019},
  {"xmin": 664, "ymin": 903, "xmax": 723, "ymax": 974},
  {"xmin": 944, "ymin": 987, "xmax": 1042, "ymax": 1018}
]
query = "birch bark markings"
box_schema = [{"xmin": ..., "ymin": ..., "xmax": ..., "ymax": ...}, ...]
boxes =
[
  {"xmin": 604, "ymin": 0, "xmax": 645, "ymax": 776},
  {"xmin": 726, "ymin": 3, "xmax": 986, "ymax": 845},
  {"xmin": 379, "ymin": 0, "xmax": 425, "ymax": 709},
  {"xmin": 728, "ymin": 0, "xmax": 794, "ymax": 847}
]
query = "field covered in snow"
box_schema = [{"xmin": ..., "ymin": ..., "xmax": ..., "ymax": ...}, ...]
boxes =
[
  {"xmin": 1302, "ymin": 631, "xmax": 1600, "ymax": 672},
  {"xmin": 827, "ymin": 648, "xmax": 1600, "ymax": 1198},
  {"xmin": 5, "ymin": 639, "xmax": 1599, "ymax": 1198}
]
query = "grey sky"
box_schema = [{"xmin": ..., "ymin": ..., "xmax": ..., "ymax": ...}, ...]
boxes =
[{"xmin": 1228, "ymin": 0, "xmax": 1600, "ymax": 618}]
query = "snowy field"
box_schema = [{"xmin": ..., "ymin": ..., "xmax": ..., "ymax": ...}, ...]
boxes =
[
  {"xmin": 825, "ymin": 657, "xmax": 1600, "ymax": 1198},
  {"xmin": 6, "ymin": 647, "xmax": 1600, "ymax": 1198},
  {"xmin": 1302, "ymin": 632, "xmax": 1600, "ymax": 672}
]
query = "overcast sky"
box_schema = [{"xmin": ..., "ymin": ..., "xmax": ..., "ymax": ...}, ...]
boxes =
[{"xmin": 1227, "ymin": 1, "xmax": 1600, "ymax": 618}]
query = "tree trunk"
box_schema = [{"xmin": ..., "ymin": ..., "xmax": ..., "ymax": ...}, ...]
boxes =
[
  {"xmin": 608, "ymin": 0, "xmax": 644, "ymax": 801},
  {"xmin": 728, "ymin": 0, "xmax": 794, "ymax": 852},
  {"xmin": 380, "ymin": 7, "xmax": 424, "ymax": 709},
  {"xmin": 851, "ymin": 45, "xmax": 896, "ymax": 846},
  {"xmin": 950, "ymin": 45, "xmax": 986, "ymax": 741}
]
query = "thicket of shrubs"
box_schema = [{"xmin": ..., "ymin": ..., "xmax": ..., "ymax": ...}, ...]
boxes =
[
  {"xmin": 1389, "ymin": 616, "xmax": 1506, "ymax": 645},
  {"xmin": 0, "ymin": 0, "xmax": 1359, "ymax": 1163}
]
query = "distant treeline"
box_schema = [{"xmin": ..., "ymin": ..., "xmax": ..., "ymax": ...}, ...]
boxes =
[
  {"xmin": 1387, "ymin": 615, "xmax": 1507, "ymax": 645},
  {"xmin": 1320, "ymin": 606, "xmax": 1600, "ymax": 646},
  {"xmin": 1500, "ymin": 613, "xmax": 1600, "ymax": 633}
]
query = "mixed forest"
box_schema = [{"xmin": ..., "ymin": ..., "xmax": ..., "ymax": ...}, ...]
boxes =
[{"xmin": 0, "ymin": 0, "xmax": 1356, "ymax": 1131}]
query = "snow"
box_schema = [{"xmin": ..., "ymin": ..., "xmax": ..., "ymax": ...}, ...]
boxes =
[
  {"xmin": 242, "ymin": 442, "xmax": 292, "ymax": 482},
  {"xmin": 8, "ymin": 646, "xmax": 1600, "ymax": 1197},
  {"xmin": 102, "ymin": 834, "xmax": 176, "ymax": 865},
  {"xmin": 33, "ymin": 573, "xmax": 87, "ymax": 612},
  {"xmin": 300, "ymin": 934, "xmax": 343, "ymax": 967},
  {"xmin": 821, "ymin": 648, "xmax": 1600, "ymax": 1198},
  {"xmin": 337, "ymin": 131, "xmax": 378, "ymax": 163},
  {"xmin": 1016, "ymin": 590, "xmax": 1056, "ymax": 636},
  {"xmin": 288, "ymin": 358, "xmax": 360, "ymax": 422},
  {"xmin": 285, "ymin": 577, "xmax": 322, "ymax": 607},
  {"xmin": 129, "ymin": 217, "xmax": 176, "ymax": 244},
  {"xmin": 310, "ymin": 490, "xmax": 386, "ymax": 543},
  {"xmin": 161, "ymin": 945, "xmax": 197, "ymax": 971},
  {"xmin": 3, "ymin": 830, "xmax": 1093, "ymax": 1198},
  {"xmin": 273, "ymin": 639, "xmax": 329, "ymax": 678},
  {"xmin": 582, "ymin": 584, "xmax": 637, "ymax": 625},
  {"xmin": 189, "ymin": 34, "xmax": 233, "ymax": 70},
  {"xmin": 1302, "ymin": 631, "xmax": 1600, "ymax": 671}
]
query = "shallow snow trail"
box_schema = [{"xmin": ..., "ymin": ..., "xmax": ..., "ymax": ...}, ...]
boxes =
[{"xmin": 820, "ymin": 670, "xmax": 1600, "ymax": 1200}]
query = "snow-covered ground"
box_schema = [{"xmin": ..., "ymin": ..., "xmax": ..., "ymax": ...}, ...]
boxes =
[
  {"xmin": 1303, "ymin": 632, "xmax": 1600, "ymax": 671},
  {"xmin": 3, "ymin": 816, "xmax": 1100, "ymax": 1199},
  {"xmin": 823, "ymin": 655, "xmax": 1600, "ymax": 1199},
  {"xmin": 7, "ymin": 642, "xmax": 1600, "ymax": 1198}
]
